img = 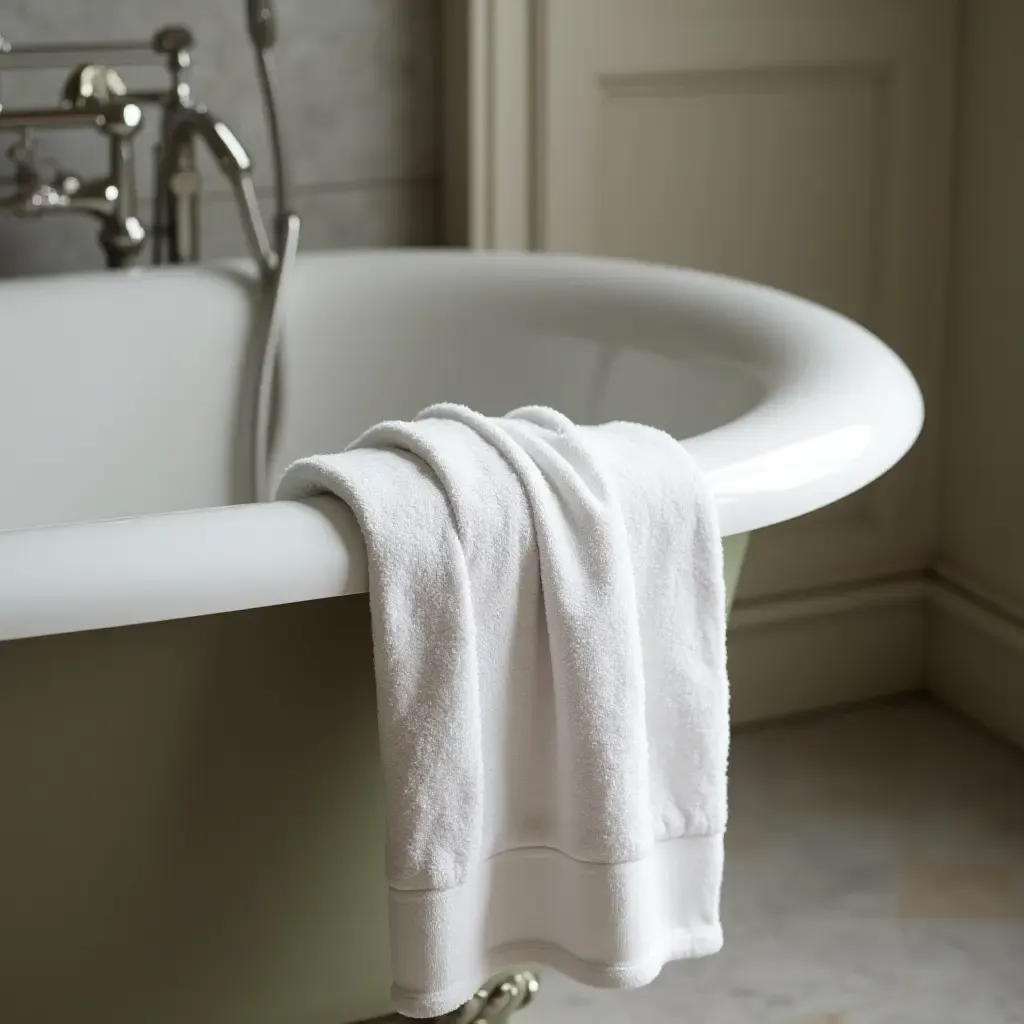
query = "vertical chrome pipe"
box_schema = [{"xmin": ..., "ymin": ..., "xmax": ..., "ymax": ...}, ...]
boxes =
[
  {"xmin": 244, "ymin": 0, "xmax": 300, "ymax": 501},
  {"xmin": 246, "ymin": 0, "xmax": 290, "ymax": 219}
]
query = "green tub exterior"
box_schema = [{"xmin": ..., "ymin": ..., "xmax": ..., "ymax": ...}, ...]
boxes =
[
  {"xmin": 0, "ymin": 533, "xmax": 751, "ymax": 1024},
  {"xmin": 722, "ymin": 531, "xmax": 750, "ymax": 617}
]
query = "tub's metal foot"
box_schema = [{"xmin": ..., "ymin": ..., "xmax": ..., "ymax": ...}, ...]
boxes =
[
  {"xmin": 374, "ymin": 970, "xmax": 541, "ymax": 1024},
  {"xmin": 440, "ymin": 969, "xmax": 540, "ymax": 1024}
]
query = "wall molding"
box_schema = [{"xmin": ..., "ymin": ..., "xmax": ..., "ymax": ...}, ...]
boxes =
[
  {"xmin": 926, "ymin": 568, "xmax": 1024, "ymax": 749},
  {"xmin": 730, "ymin": 567, "xmax": 1024, "ymax": 748},
  {"xmin": 443, "ymin": 0, "xmax": 535, "ymax": 249},
  {"xmin": 930, "ymin": 564, "xmax": 1024, "ymax": 648},
  {"xmin": 730, "ymin": 573, "xmax": 926, "ymax": 630},
  {"xmin": 727, "ymin": 573, "xmax": 926, "ymax": 724}
]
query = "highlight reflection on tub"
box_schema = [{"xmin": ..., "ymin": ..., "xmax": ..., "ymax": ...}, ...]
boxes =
[{"xmin": 707, "ymin": 424, "xmax": 876, "ymax": 501}]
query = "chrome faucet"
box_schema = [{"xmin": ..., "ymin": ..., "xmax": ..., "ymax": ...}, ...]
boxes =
[
  {"xmin": 0, "ymin": 54, "xmax": 148, "ymax": 267},
  {"xmin": 145, "ymin": 9, "xmax": 299, "ymax": 500},
  {"xmin": 0, "ymin": 10, "xmax": 296, "ymax": 281},
  {"xmin": 157, "ymin": 94, "xmax": 274, "ymax": 273},
  {"xmin": 148, "ymin": 25, "xmax": 275, "ymax": 277},
  {"xmin": 0, "ymin": 6, "xmax": 300, "ymax": 501},
  {"xmin": 144, "ymin": 11, "xmax": 299, "ymax": 500}
]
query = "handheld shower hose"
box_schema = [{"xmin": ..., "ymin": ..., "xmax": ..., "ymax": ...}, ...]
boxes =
[{"xmin": 245, "ymin": 0, "xmax": 300, "ymax": 502}]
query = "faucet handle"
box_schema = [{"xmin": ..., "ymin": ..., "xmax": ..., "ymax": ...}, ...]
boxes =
[
  {"xmin": 152, "ymin": 25, "xmax": 194, "ymax": 102},
  {"xmin": 61, "ymin": 63, "xmax": 127, "ymax": 109},
  {"xmin": 5, "ymin": 129, "xmax": 61, "ymax": 189},
  {"xmin": 5, "ymin": 128, "xmax": 33, "ymax": 185},
  {"xmin": 152, "ymin": 25, "xmax": 194, "ymax": 73}
]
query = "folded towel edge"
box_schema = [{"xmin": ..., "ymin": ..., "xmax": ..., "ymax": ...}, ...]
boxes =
[{"xmin": 389, "ymin": 832, "xmax": 724, "ymax": 1017}]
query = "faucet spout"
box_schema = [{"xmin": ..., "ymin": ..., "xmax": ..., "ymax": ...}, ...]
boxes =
[
  {"xmin": 168, "ymin": 105, "xmax": 254, "ymax": 176},
  {"xmin": 161, "ymin": 104, "xmax": 274, "ymax": 276},
  {"xmin": 0, "ymin": 98, "xmax": 148, "ymax": 268}
]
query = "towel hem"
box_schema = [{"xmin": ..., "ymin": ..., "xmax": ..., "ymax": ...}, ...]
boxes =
[{"xmin": 388, "ymin": 831, "xmax": 724, "ymax": 1018}]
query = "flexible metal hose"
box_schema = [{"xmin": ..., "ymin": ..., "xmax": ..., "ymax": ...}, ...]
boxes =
[
  {"xmin": 245, "ymin": 0, "xmax": 299, "ymax": 501},
  {"xmin": 251, "ymin": 211, "xmax": 300, "ymax": 503}
]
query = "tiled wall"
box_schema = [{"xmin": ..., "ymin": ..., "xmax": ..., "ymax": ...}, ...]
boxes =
[{"xmin": 0, "ymin": 0, "xmax": 440, "ymax": 277}]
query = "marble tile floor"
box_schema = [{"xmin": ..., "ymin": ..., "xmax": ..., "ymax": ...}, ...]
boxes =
[{"xmin": 521, "ymin": 696, "xmax": 1024, "ymax": 1024}]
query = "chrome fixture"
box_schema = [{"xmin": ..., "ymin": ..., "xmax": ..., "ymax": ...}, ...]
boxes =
[
  {"xmin": 144, "ymin": 6, "xmax": 301, "ymax": 502},
  {"xmin": 0, "ymin": 9, "xmax": 300, "ymax": 501},
  {"xmin": 370, "ymin": 970, "xmax": 541, "ymax": 1024},
  {"xmin": 150, "ymin": 23, "xmax": 277, "ymax": 273},
  {"xmin": 0, "ymin": 14, "xmax": 296, "ymax": 280},
  {"xmin": 442, "ymin": 970, "xmax": 540, "ymax": 1024},
  {"xmin": 0, "ymin": 43, "xmax": 148, "ymax": 266},
  {"xmin": 242, "ymin": 0, "xmax": 301, "ymax": 504}
]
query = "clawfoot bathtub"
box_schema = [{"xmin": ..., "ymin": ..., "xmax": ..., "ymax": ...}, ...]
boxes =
[{"xmin": 0, "ymin": 250, "xmax": 921, "ymax": 1023}]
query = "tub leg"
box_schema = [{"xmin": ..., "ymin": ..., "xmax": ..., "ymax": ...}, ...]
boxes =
[
  {"xmin": 373, "ymin": 970, "xmax": 541, "ymax": 1024},
  {"xmin": 443, "ymin": 970, "xmax": 541, "ymax": 1023}
]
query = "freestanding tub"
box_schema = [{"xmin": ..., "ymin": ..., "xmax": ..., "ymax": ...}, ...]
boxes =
[{"xmin": 0, "ymin": 250, "xmax": 922, "ymax": 1024}]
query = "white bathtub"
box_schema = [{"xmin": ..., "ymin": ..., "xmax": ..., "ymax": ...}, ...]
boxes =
[{"xmin": 0, "ymin": 250, "xmax": 922, "ymax": 1023}]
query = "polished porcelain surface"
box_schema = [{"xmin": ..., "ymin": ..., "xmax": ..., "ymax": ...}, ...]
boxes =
[
  {"xmin": 523, "ymin": 698, "xmax": 1024, "ymax": 1024},
  {"xmin": 0, "ymin": 250, "xmax": 922, "ymax": 639}
]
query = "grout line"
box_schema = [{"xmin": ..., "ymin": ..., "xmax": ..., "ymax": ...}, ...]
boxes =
[
  {"xmin": 290, "ymin": 175, "xmax": 439, "ymax": 198},
  {"xmin": 136, "ymin": 174, "xmax": 439, "ymax": 205}
]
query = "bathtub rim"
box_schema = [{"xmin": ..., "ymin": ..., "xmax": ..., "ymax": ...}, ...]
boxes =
[{"xmin": 0, "ymin": 249, "xmax": 924, "ymax": 641}]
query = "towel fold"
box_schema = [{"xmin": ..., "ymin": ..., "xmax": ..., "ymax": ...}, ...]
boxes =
[{"xmin": 276, "ymin": 404, "xmax": 729, "ymax": 1018}]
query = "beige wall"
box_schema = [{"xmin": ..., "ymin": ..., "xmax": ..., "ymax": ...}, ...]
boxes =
[
  {"xmin": 940, "ymin": 0, "xmax": 1024, "ymax": 603},
  {"xmin": 0, "ymin": 1, "xmax": 439, "ymax": 276},
  {"xmin": 931, "ymin": 0, "xmax": 1024, "ymax": 746}
]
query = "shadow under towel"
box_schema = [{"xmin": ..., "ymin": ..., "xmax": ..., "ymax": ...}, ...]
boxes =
[{"xmin": 276, "ymin": 404, "xmax": 729, "ymax": 1018}]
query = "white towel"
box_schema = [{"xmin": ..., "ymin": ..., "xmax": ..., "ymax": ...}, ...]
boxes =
[{"xmin": 276, "ymin": 404, "xmax": 729, "ymax": 1018}]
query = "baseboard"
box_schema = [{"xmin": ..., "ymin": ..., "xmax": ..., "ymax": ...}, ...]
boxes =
[
  {"xmin": 727, "ymin": 575, "xmax": 927, "ymax": 724},
  {"xmin": 726, "ymin": 568, "xmax": 1024, "ymax": 748},
  {"xmin": 927, "ymin": 570, "xmax": 1024, "ymax": 750}
]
